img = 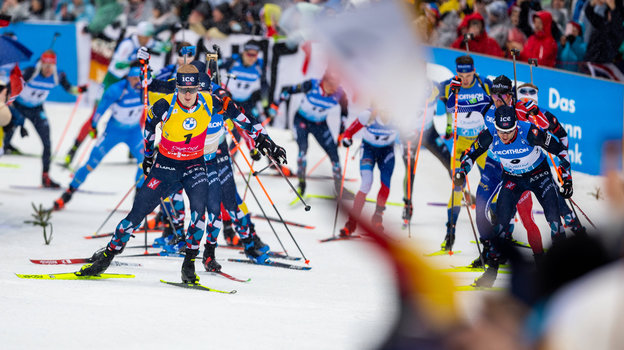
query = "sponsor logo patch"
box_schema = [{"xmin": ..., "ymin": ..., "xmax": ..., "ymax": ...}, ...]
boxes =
[
  {"xmin": 183, "ymin": 117, "xmax": 197, "ymax": 130},
  {"xmin": 147, "ymin": 178, "xmax": 161, "ymax": 190}
]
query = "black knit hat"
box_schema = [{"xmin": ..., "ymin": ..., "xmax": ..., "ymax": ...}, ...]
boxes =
[
  {"xmin": 494, "ymin": 105, "xmax": 517, "ymax": 132},
  {"xmin": 492, "ymin": 75, "xmax": 513, "ymax": 95}
]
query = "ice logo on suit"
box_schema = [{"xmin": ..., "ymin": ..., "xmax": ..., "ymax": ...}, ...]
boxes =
[{"xmin": 183, "ymin": 117, "xmax": 197, "ymax": 130}]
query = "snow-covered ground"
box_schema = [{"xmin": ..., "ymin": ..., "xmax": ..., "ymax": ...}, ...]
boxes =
[{"xmin": 0, "ymin": 103, "xmax": 608, "ymax": 349}]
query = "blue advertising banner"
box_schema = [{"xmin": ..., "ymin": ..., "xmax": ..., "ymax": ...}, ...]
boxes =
[
  {"xmin": 425, "ymin": 46, "xmax": 624, "ymax": 176},
  {"xmin": 1, "ymin": 22, "xmax": 78, "ymax": 103}
]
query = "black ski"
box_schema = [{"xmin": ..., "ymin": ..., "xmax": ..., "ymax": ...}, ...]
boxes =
[
  {"xmin": 160, "ymin": 280, "xmax": 236, "ymax": 294},
  {"xmin": 319, "ymin": 235, "xmax": 362, "ymax": 243},
  {"xmin": 227, "ymin": 258, "xmax": 311, "ymax": 271},
  {"xmin": 237, "ymin": 251, "xmax": 301, "ymax": 261},
  {"xmin": 121, "ymin": 252, "xmax": 185, "ymax": 258}
]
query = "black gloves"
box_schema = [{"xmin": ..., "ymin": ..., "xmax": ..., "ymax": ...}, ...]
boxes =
[
  {"xmin": 450, "ymin": 76, "xmax": 462, "ymax": 93},
  {"xmin": 453, "ymin": 171, "xmax": 466, "ymax": 187},
  {"xmin": 255, "ymin": 133, "xmax": 287, "ymax": 164},
  {"xmin": 560, "ymin": 179, "xmax": 573, "ymax": 199},
  {"xmin": 142, "ymin": 155, "xmax": 154, "ymax": 176}
]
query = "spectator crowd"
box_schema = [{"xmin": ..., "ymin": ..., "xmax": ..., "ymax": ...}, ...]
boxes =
[
  {"xmin": 1, "ymin": 0, "xmax": 623, "ymax": 80},
  {"xmin": 415, "ymin": 0, "xmax": 624, "ymax": 80}
]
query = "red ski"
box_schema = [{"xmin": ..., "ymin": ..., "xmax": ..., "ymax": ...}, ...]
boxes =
[
  {"xmin": 84, "ymin": 229, "xmax": 161, "ymax": 239},
  {"xmin": 210, "ymin": 271, "xmax": 251, "ymax": 283},
  {"xmin": 29, "ymin": 258, "xmax": 141, "ymax": 267}
]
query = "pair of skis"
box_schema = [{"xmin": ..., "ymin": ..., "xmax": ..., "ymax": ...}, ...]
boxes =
[{"xmin": 15, "ymin": 272, "xmax": 236, "ymax": 294}]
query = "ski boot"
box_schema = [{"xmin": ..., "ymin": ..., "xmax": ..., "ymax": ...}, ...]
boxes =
[
  {"xmin": 202, "ymin": 242, "xmax": 222, "ymax": 272},
  {"xmin": 153, "ymin": 233, "xmax": 174, "ymax": 248},
  {"xmin": 76, "ymin": 246, "xmax": 116, "ymax": 276},
  {"xmin": 222, "ymin": 220, "xmax": 240, "ymax": 246},
  {"xmin": 551, "ymin": 223, "xmax": 567, "ymax": 244},
  {"xmin": 441, "ymin": 223, "xmax": 456, "ymax": 251},
  {"xmin": 4, "ymin": 143, "xmax": 22, "ymax": 155},
  {"xmin": 163, "ymin": 235, "xmax": 186, "ymax": 253},
  {"xmin": 472, "ymin": 241, "xmax": 504, "ymax": 287},
  {"xmin": 42, "ymin": 172, "xmax": 60, "ymax": 188},
  {"xmin": 53, "ymin": 187, "xmax": 76, "ymax": 210},
  {"xmin": 569, "ymin": 218, "xmax": 588, "ymax": 237},
  {"xmin": 251, "ymin": 228, "xmax": 270, "ymax": 254},
  {"xmin": 402, "ymin": 199, "xmax": 413, "ymax": 223},
  {"xmin": 371, "ymin": 206, "xmax": 385, "ymax": 232},
  {"xmin": 298, "ymin": 179, "xmax": 306, "ymax": 196},
  {"xmin": 469, "ymin": 239, "xmax": 491, "ymax": 268},
  {"xmin": 339, "ymin": 217, "xmax": 357, "ymax": 237},
  {"xmin": 181, "ymin": 249, "xmax": 199, "ymax": 283},
  {"xmin": 242, "ymin": 235, "xmax": 270, "ymax": 264},
  {"xmin": 64, "ymin": 145, "xmax": 78, "ymax": 167},
  {"xmin": 472, "ymin": 263, "xmax": 499, "ymax": 288}
]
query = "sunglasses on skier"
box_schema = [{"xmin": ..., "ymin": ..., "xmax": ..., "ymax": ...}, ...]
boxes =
[
  {"xmin": 244, "ymin": 50, "xmax": 258, "ymax": 58},
  {"xmin": 518, "ymin": 87, "xmax": 538, "ymax": 95},
  {"xmin": 496, "ymin": 128, "xmax": 516, "ymax": 135},
  {"xmin": 178, "ymin": 87, "xmax": 199, "ymax": 94},
  {"xmin": 492, "ymin": 93, "xmax": 510, "ymax": 102}
]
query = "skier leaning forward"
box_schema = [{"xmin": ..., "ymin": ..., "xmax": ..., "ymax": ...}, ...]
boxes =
[
  {"xmin": 76, "ymin": 64, "xmax": 286, "ymax": 283},
  {"xmin": 455, "ymin": 105, "xmax": 572, "ymax": 287}
]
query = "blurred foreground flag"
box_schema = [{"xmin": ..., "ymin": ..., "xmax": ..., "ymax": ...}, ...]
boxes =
[{"xmin": 311, "ymin": 2, "xmax": 428, "ymax": 126}]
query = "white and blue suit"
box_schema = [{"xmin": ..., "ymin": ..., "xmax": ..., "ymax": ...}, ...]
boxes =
[{"xmin": 70, "ymin": 79, "xmax": 145, "ymax": 190}]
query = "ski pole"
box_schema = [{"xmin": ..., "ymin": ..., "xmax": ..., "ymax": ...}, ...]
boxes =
[
  {"xmin": 528, "ymin": 58, "xmax": 538, "ymax": 84},
  {"xmin": 212, "ymin": 44, "xmax": 222, "ymax": 85},
  {"xmin": 465, "ymin": 174, "xmax": 475, "ymax": 209},
  {"xmin": 406, "ymin": 101, "xmax": 429, "ymax": 237},
  {"xmin": 159, "ymin": 197, "xmax": 178, "ymax": 237},
  {"xmin": 242, "ymin": 160, "xmax": 254, "ymax": 202},
  {"xmin": 226, "ymin": 127, "xmax": 308, "ymax": 263},
  {"xmin": 252, "ymin": 163, "xmax": 272, "ymax": 176},
  {"xmin": 53, "ymin": 93, "xmax": 82, "ymax": 160},
  {"xmin": 73, "ymin": 137, "xmax": 94, "ymax": 168},
  {"xmin": 240, "ymin": 119, "xmax": 274, "ymax": 201},
  {"xmin": 267, "ymin": 155, "xmax": 311, "ymax": 211},
  {"xmin": 49, "ymin": 32, "xmax": 61, "ymax": 50},
  {"xmin": 93, "ymin": 177, "xmax": 142, "ymax": 236},
  {"xmin": 143, "ymin": 217, "xmax": 148, "ymax": 255},
  {"xmin": 546, "ymin": 150, "xmax": 597, "ymax": 230},
  {"xmin": 510, "ymin": 49, "xmax": 520, "ymax": 105},
  {"xmin": 568, "ymin": 198, "xmax": 597, "ymax": 229},
  {"xmin": 405, "ymin": 140, "xmax": 412, "ymax": 236},
  {"xmin": 351, "ymin": 143, "xmax": 361, "ymax": 160},
  {"xmin": 463, "ymin": 177, "xmax": 486, "ymax": 270},
  {"xmin": 448, "ymin": 88, "xmax": 460, "ymax": 252},
  {"xmin": 331, "ymin": 147, "xmax": 350, "ymax": 238},
  {"xmin": 230, "ymin": 156, "xmax": 288, "ymax": 255},
  {"xmin": 307, "ymin": 154, "xmax": 328, "ymax": 177},
  {"xmin": 140, "ymin": 59, "xmax": 149, "ymax": 125},
  {"xmin": 463, "ymin": 33, "xmax": 473, "ymax": 54}
]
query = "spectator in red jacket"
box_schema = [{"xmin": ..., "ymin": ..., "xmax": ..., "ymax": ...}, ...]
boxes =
[
  {"xmin": 451, "ymin": 12, "xmax": 503, "ymax": 57},
  {"xmin": 520, "ymin": 11, "xmax": 558, "ymax": 67}
]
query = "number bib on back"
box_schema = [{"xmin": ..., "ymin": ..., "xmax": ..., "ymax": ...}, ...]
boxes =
[
  {"xmin": 17, "ymin": 74, "xmax": 56, "ymax": 107},
  {"xmin": 159, "ymin": 92, "xmax": 214, "ymax": 160}
]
